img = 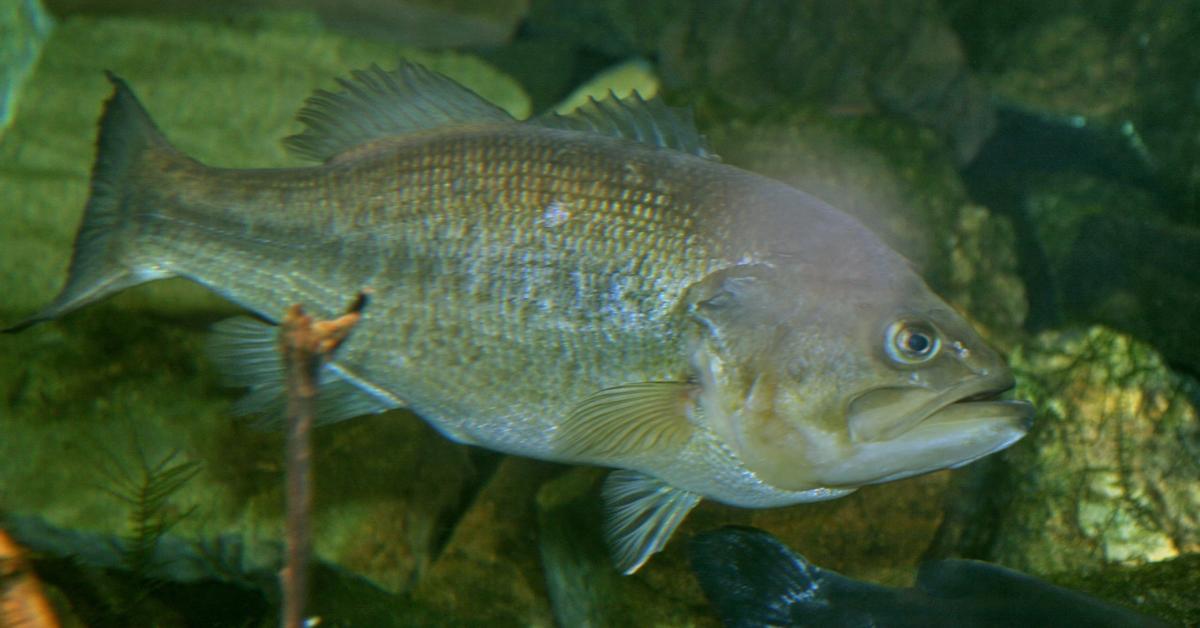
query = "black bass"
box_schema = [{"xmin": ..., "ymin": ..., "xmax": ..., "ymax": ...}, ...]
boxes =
[{"xmin": 5, "ymin": 64, "xmax": 1033, "ymax": 573}]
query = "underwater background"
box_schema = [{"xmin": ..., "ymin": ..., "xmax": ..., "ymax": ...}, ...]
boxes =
[{"xmin": 1, "ymin": 0, "xmax": 1198, "ymax": 625}]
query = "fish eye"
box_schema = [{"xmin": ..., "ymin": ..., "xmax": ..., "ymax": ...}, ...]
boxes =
[{"xmin": 884, "ymin": 320, "xmax": 941, "ymax": 365}]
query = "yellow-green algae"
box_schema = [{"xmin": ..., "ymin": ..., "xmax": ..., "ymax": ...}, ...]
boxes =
[{"xmin": 1001, "ymin": 327, "xmax": 1200, "ymax": 571}]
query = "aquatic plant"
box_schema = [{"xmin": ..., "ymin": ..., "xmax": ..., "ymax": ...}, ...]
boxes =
[{"xmin": 96, "ymin": 444, "xmax": 201, "ymax": 613}]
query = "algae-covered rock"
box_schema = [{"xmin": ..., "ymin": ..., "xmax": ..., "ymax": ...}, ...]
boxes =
[
  {"xmin": 1049, "ymin": 553, "xmax": 1200, "ymax": 627},
  {"xmin": 45, "ymin": 0, "xmax": 530, "ymax": 49},
  {"xmin": 305, "ymin": 0, "xmax": 530, "ymax": 48},
  {"xmin": 554, "ymin": 57, "xmax": 659, "ymax": 113},
  {"xmin": 416, "ymin": 457, "xmax": 559, "ymax": 626},
  {"xmin": 0, "ymin": 0, "xmax": 52, "ymax": 140},
  {"xmin": 989, "ymin": 327, "xmax": 1200, "ymax": 575},
  {"xmin": 1020, "ymin": 176, "xmax": 1200, "ymax": 376},
  {"xmin": 966, "ymin": 12, "xmax": 1139, "ymax": 119},
  {"xmin": 527, "ymin": 0, "xmax": 995, "ymax": 163},
  {"xmin": 534, "ymin": 468, "xmax": 718, "ymax": 627},
  {"xmin": 949, "ymin": 0, "xmax": 1200, "ymax": 221},
  {"xmin": 947, "ymin": 3, "xmax": 1200, "ymax": 360},
  {"xmin": 746, "ymin": 477, "xmax": 955, "ymax": 588}
]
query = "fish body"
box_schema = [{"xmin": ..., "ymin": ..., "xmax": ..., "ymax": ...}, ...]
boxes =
[
  {"xmin": 689, "ymin": 526, "xmax": 1172, "ymax": 628},
  {"xmin": 6, "ymin": 65, "xmax": 1032, "ymax": 572}
]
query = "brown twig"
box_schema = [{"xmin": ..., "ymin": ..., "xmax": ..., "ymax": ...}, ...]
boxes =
[
  {"xmin": 278, "ymin": 292, "xmax": 368, "ymax": 628},
  {"xmin": 0, "ymin": 527, "xmax": 61, "ymax": 628}
]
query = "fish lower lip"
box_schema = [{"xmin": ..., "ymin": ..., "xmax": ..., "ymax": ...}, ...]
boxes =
[
  {"xmin": 821, "ymin": 397, "xmax": 1032, "ymax": 487},
  {"xmin": 940, "ymin": 398, "xmax": 1036, "ymax": 432},
  {"xmin": 847, "ymin": 373, "xmax": 1019, "ymax": 443},
  {"xmin": 961, "ymin": 389, "xmax": 1003, "ymax": 402}
]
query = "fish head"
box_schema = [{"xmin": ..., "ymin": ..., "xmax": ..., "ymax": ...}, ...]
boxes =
[{"xmin": 685, "ymin": 263, "xmax": 1033, "ymax": 493}]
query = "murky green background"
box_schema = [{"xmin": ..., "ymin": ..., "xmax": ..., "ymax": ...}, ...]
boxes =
[{"xmin": 1, "ymin": 1, "xmax": 1197, "ymax": 625}]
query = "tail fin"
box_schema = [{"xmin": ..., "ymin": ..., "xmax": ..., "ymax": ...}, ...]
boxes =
[
  {"xmin": 689, "ymin": 526, "xmax": 888, "ymax": 627},
  {"xmin": 5, "ymin": 72, "xmax": 178, "ymax": 332}
]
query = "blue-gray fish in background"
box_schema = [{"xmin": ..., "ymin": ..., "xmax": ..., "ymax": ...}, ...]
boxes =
[
  {"xmin": 689, "ymin": 526, "xmax": 1172, "ymax": 628},
  {"xmin": 4, "ymin": 63, "xmax": 1033, "ymax": 573}
]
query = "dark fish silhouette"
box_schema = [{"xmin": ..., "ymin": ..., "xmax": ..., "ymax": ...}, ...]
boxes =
[{"xmin": 689, "ymin": 526, "xmax": 1171, "ymax": 628}]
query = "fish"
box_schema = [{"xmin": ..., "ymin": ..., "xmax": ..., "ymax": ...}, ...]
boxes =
[
  {"xmin": 688, "ymin": 526, "xmax": 1172, "ymax": 628},
  {"xmin": 4, "ymin": 63, "xmax": 1033, "ymax": 573}
]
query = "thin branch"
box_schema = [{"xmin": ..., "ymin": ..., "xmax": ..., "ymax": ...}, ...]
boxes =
[{"xmin": 279, "ymin": 291, "xmax": 368, "ymax": 628}]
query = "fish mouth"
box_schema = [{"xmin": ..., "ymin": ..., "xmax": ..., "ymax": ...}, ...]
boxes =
[
  {"xmin": 847, "ymin": 371, "xmax": 1029, "ymax": 444},
  {"xmin": 819, "ymin": 373, "xmax": 1034, "ymax": 488}
]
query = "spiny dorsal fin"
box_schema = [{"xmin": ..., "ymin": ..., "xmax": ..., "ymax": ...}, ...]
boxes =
[
  {"xmin": 554, "ymin": 382, "xmax": 698, "ymax": 462},
  {"xmin": 533, "ymin": 92, "xmax": 717, "ymax": 159},
  {"xmin": 207, "ymin": 316, "xmax": 402, "ymax": 426},
  {"xmin": 284, "ymin": 62, "xmax": 515, "ymax": 162},
  {"xmin": 602, "ymin": 470, "xmax": 701, "ymax": 574}
]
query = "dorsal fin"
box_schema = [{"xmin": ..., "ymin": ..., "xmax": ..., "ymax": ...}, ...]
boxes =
[
  {"xmin": 284, "ymin": 62, "xmax": 515, "ymax": 162},
  {"xmin": 533, "ymin": 91, "xmax": 718, "ymax": 159}
]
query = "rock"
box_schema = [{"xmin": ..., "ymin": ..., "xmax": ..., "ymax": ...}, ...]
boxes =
[
  {"xmin": 6, "ymin": 513, "xmax": 478, "ymax": 626},
  {"xmin": 534, "ymin": 468, "xmax": 722, "ymax": 627},
  {"xmin": 946, "ymin": 4, "xmax": 1200, "ymax": 362},
  {"xmin": 1049, "ymin": 553, "xmax": 1200, "ymax": 627},
  {"xmin": 1029, "ymin": 179, "xmax": 1200, "ymax": 376},
  {"xmin": 45, "ymin": 0, "xmax": 530, "ymax": 48},
  {"xmin": 306, "ymin": 412, "xmax": 482, "ymax": 593},
  {"xmin": 949, "ymin": 0, "xmax": 1200, "ymax": 223},
  {"xmin": 415, "ymin": 457, "xmax": 559, "ymax": 625},
  {"xmin": 681, "ymin": 473, "xmax": 956, "ymax": 589},
  {"xmin": 964, "ymin": 11, "xmax": 1139, "ymax": 119},
  {"xmin": 987, "ymin": 327, "xmax": 1200, "ymax": 575},
  {"xmin": 526, "ymin": 0, "xmax": 995, "ymax": 163},
  {"xmin": 0, "ymin": 0, "xmax": 52, "ymax": 140},
  {"xmin": 553, "ymin": 58, "xmax": 659, "ymax": 113},
  {"xmin": 307, "ymin": 0, "xmax": 530, "ymax": 48}
]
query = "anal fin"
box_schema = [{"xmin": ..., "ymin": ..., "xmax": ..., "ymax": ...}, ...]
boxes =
[
  {"xmin": 602, "ymin": 470, "xmax": 700, "ymax": 574},
  {"xmin": 207, "ymin": 316, "xmax": 401, "ymax": 427}
]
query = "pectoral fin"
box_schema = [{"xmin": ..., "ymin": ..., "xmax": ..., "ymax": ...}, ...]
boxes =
[
  {"xmin": 602, "ymin": 470, "xmax": 700, "ymax": 574},
  {"xmin": 207, "ymin": 316, "xmax": 402, "ymax": 426},
  {"xmin": 555, "ymin": 382, "xmax": 697, "ymax": 462}
]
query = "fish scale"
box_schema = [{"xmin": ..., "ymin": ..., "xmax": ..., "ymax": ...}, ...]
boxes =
[{"xmin": 141, "ymin": 126, "xmax": 715, "ymax": 454}]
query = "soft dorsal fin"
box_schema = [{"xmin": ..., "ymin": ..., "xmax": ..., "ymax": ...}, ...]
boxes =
[
  {"xmin": 533, "ymin": 92, "xmax": 717, "ymax": 159},
  {"xmin": 284, "ymin": 62, "xmax": 515, "ymax": 162}
]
